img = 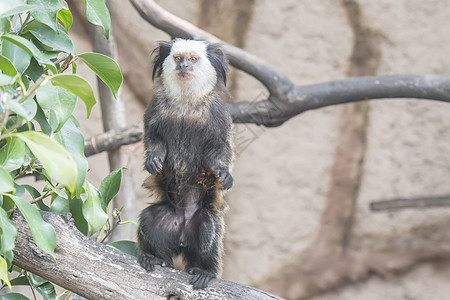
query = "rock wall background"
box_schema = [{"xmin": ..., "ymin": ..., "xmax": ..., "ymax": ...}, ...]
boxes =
[{"xmin": 69, "ymin": 0, "xmax": 450, "ymax": 299}]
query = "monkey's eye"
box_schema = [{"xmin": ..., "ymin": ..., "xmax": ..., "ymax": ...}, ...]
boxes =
[
  {"xmin": 174, "ymin": 56, "xmax": 182, "ymax": 62},
  {"xmin": 190, "ymin": 56, "xmax": 198, "ymax": 63}
]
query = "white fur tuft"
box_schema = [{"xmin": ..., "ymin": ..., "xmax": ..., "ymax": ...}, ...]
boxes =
[{"xmin": 161, "ymin": 39, "xmax": 217, "ymax": 100}]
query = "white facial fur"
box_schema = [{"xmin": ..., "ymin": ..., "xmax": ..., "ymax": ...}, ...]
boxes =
[{"xmin": 161, "ymin": 39, "xmax": 217, "ymax": 99}]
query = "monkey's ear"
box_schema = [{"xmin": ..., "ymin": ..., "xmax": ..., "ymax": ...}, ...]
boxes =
[
  {"xmin": 206, "ymin": 43, "xmax": 229, "ymax": 86},
  {"xmin": 152, "ymin": 41, "xmax": 173, "ymax": 81}
]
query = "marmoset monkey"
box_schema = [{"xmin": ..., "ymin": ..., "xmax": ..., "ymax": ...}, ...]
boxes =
[{"xmin": 137, "ymin": 39, "xmax": 233, "ymax": 290}]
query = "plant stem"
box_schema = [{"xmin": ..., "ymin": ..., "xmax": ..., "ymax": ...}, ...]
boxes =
[{"xmin": 18, "ymin": 14, "xmax": 31, "ymax": 35}]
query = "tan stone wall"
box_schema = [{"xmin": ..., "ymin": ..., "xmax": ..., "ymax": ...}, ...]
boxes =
[{"xmin": 71, "ymin": 0, "xmax": 450, "ymax": 298}]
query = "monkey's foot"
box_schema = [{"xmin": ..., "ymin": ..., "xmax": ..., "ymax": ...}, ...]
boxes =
[
  {"xmin": 138, "ymin": 253, "xmax": 167, "ymax": 272},
  {"xmin": 187, "ymin": 267, "xmax": 216, "ymax": 289}
]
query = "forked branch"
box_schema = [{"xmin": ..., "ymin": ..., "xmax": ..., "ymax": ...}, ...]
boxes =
[
  {"xmin": 129, "ymin": 0, "xmax": 450, "ymax": 128},
  {"xmin": 86, "ymin": 1, "xmax": 450, "ymax": 154}
]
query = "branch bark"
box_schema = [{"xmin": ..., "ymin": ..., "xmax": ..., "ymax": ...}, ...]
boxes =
[
  {"xmin": 84, "ymin": 123, "xmax": 143, "ymax": 157},
  {"xmin": 11, "ymin": 210, "xmax": 283, "ymax": 300}
]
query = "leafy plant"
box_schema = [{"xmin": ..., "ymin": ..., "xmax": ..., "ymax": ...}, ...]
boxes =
[{"xmin": 0, "ymin": 0, "xmax": 132, "ymax": 298}]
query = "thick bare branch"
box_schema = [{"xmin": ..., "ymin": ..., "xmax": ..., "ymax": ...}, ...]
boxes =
[
  {"xmin": 229, "ymin": 74, "xmax": 450, "ymax": 126},
  {"xmin": 84, "ymin": 124, "xmax": 143, "ymax": 157},
  {"xmin": 11, "ymin": 210, "xmax": 283, "ymax": 300},
  {"xmin": 84, "ymin": 73, "xmax": 450, "ymax": 155}
]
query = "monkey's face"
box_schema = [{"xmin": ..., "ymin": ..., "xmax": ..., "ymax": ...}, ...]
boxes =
[
  {"xmin": 173, "ymin": 54, "xmax": 199, "ymax": 80},
  {"xmin": 161, "ymin": 40, "xmax": 217, "ymax": 98}
]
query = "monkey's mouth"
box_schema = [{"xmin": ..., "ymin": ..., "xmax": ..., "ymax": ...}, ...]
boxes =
[{"xmin": 177, "ymin": 70, "xmax": 193, "ymax": 80}]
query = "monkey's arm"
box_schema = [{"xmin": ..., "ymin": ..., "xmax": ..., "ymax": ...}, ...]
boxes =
[
  {"xmin": 204, "ymin": 101, "xmax": 234, "ymax": 189},
  {"xmin": 143, "ymin": 109, "xmax": 167, "ymax": 174},
  {"xmin": 204, "ymin": 132, "xmax": 234, "ymax": 190}
]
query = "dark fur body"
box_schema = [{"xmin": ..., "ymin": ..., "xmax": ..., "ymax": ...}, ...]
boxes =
[{"xmin": 137, "ymin": 40, "xmax": 233, "ymax": 289}]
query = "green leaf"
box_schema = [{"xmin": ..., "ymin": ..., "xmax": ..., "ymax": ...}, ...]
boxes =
[
  {"xmin": 36, "ymin": 282, "xmax": 57, "ymax": 300},
  {"xmin": 49, "ymin": 194, "xmax": 69, "ymax": 213},
  {"xmin": 34, "ymin": 105, "xmax": 52, "ymax": 135},
  {"xmin": 9, "ymin": 275, "xmax": 29, "ymax": 286},
  {"xmin": 8, "ymin": 96, "xmax": 37, "ymax": 121},
  {"xmin": 14, "ymin": 185, "xmax": 26, "ymax": 198},
  {"xmin": 53, "ymin": 119, "xmax": 87, "ymax": 196},
  {"xmin": 48, "ymin": 74, "xmax": 96, "ymax": 118},
  {"xmin": 25, "ymin": 21, "xmax": 75, "ymax": 54},
  {"xmin": 82, "ymin": 0, "xmax": 111, "ymax": 39},
  {"xmin": 57, "ymin": 8, "xmax": 73, "ymax": 31},
  {"xmin": 108, "ymin": 240, "xmax": 139, "ymax": 258},
  {"xmin": 9, "ymin": 195, "xmax": 56, "ymax": 255},
  {"xmin": 21, "ymin": 184, "xmax": 41, "ymax": 199},
  {"xmin": 99, "ymin": 168, "xmax": 123, "ymax": 210},
  {"xmin": 0, "ymin": 136, "xmax": 25, "ymax": 172},
  {"xmin": 0, "ymin": 74, "xmax": 13, "ymax": 86},
  {"xmin": 0, "ymin": 256, "xmax": 11, "ymax": 289},
  {"xmin": 0, "ymin": 166, "xmax": 15, "ymax": 194},
  {"xmin": 1, "ymin": 195, "xmax": 15, "ymax": 214},
  {"xmin": 28, "ymin": 272, "xmax": 48, "ymax": 287},
  {"xmin": 0, "ymin": 55, "xmax": 19, "ymax": 77},
  {"xmin": 1, "ymin": 33, "xmax": 57, "ymax": 74},
  {"xmin": 25, "ymin": 57, "xmax": 45, "ymax": 82},
  {"xmin": 44, "ymin": 182, "xmax": 67, "ymax": 199},
  {"xmin": 0, "ymin": 207, "xmax": 17, "ymax": 253},
  {"xmin": 14, "ymin": 131, "xmax": 77, "ymax": 193},
  {"xmin": 0, "ymin": 17, "xmax": 11, "ymax": 36},
  {"xmin": 0, "ymin": 0, "xmax": 36, "ymax": 18},
  {"xmin": 1, "ymin": 40, "xmax": 31, "ymax": 75},
  {"xmin": 70, "ymin": 196, "xmax": 88, "ymax": 235},
  {"xmin": 71, "ymin": 61, "xmax": 77, "ymax": 74},
  {"xmin": 78, "ymin": 52, "xmax": 122, "ymax": 99},
  {"xmin": 28, "ymin": 273, "xmax": 57, "ymax": 300},
  {"xmin": 28, "ymin": 0, "xmax": 63, "ymax": 32},
  {"xmin": 22, "ymin": 96, "xmax": 37, "ymax": 121},
  {"xmin": 36, "ymin": 81, "xmax": 77, "ymax": 132},
  {"xmin": 83, "ymin": 181, "xmax": 108, "ymax": 235},
  {"xmin": 0, "ymin": 292, "xmax": 30, "ymax": 300}
]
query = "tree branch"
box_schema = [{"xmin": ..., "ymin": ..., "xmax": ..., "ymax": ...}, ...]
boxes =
[
  {"xmin": 84, "ymin": 124, "xmax": 143, "ymax": 157},
  {"xmin": 229, "ymin": 74, "xmax": 450, "ymax": 126},
  {"xmin": 128, "ymin": 0, "xmax": 450, "ymax": 125},
  {"xmin": 80, "ymin": 0, "xmax": 450, "ymax": 157},
  {"xmin": 11, "ymin": 210, "xmax": 283, "ymax": 300},
  {"xmin": 84, "ymin": 73, "xmax": 450, "ymax": 155},
  {"xmin": 370, "ymin": 195, "xmax": 450, "ymax": 211}
]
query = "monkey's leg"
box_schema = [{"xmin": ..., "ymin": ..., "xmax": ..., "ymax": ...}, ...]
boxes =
[
  {"xmin": 137, "ymin": 203, "xmax": 181, "ymax": 272},
  {"xmin": 183, "ymin": 209, "xmax": 223, "ymax": 289}
]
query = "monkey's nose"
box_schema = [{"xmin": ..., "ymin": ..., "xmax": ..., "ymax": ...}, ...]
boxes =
[{"xmin": 179, "ymin": 62, "xmax": 193, "ymax": 72}]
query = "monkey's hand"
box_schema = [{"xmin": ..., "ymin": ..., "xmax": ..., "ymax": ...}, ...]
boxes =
[
  {"xmin": 187, "ymin": 267, "xmax": 216, "ymax": 290},
  {"xmin": 145, "ymin": 150, "xmax": 166, "ymax": 174},
  {"xmin": 138, "ymin": 253, "xmax": 169, "ymax": 272},
  {"xmin": 214, "ymin": 169, "xmax": 233, "ymax": 190}
]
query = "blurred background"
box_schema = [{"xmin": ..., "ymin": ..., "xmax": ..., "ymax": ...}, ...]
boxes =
[{"xmin": 67, "ymin": 0, "xmax": 450, "ymax": 299}]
